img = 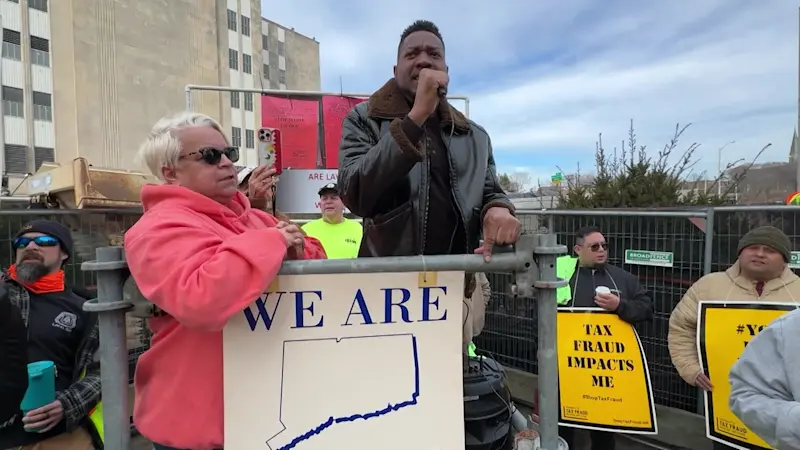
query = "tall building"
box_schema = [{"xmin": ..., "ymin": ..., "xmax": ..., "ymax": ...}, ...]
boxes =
[
  {"xmin": 0, "ymin": 0, "xmax": 320, "ymax": 191},
  {"xmin": 226, "ymin": 10, "xmax": 320, "ymax": 165}
]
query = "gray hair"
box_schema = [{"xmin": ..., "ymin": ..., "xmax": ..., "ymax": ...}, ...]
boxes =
[{"xmin": 136, "ymin": 112, "xmax": 228, "ymax": 181}]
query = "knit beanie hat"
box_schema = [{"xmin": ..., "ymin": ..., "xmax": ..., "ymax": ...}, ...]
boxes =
[
  {"xmin": 15, "ymin": 220, "xmax": 74, "ymax": 261},
  {"xmin": 737, "ymin": 226, "xmax": 791, "ymax": 262}
]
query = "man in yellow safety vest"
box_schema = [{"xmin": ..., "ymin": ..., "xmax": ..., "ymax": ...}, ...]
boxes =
[
  {"xmin": 553, "ymin": 226, "xmax": 653, "ymax": 450},
  {"xmin": 302, "ymin": 183, "xmax": 363, "ymax": 259}
]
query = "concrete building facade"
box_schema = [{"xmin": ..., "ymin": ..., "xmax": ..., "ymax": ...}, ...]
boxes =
[{"xmin": 0, "ymin": 0, "xmax": 320, "ymax": 188}]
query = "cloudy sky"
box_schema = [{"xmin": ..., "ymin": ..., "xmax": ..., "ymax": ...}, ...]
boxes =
[{"xmin": 263, "ymin": 0, "xmax": 797, "ymax": 187}]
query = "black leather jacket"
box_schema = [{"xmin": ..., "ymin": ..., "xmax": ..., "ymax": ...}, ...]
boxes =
[{"xmin": 338, "ymin": 79, "xmax": 514, "ymax": 257}]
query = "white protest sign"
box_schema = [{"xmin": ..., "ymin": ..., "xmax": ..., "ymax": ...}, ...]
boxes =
[
  {"xmin": 275, "ymin": 169, "xmax": 341, "ymax": 214},
  {"xmin": 223, "ymin": 271, "xmax": 466, "ymax": 450}
]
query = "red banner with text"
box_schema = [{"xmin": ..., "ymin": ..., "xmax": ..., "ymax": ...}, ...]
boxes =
[
  {"xmin": 321, "ymin": 95, "xmax": 366, "ymax": 169},
  {"xmin": 261, "ymin": 96, "xmax": 319, "ymax": 169}
]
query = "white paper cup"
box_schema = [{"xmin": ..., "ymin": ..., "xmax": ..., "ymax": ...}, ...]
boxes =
[{"xmin": 595, "ymin": 286, "xmax": 611, "ymax": 295}]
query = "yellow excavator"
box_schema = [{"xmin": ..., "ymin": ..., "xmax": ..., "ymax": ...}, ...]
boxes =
[{"xmin": 24, "ymin": 156, "xmax": 151, "ymax": 209}]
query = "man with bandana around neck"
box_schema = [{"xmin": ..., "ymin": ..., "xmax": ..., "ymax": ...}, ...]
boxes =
[{"xmin": 0, "ymin": 221, "xmax": 102, "ymax": 450}]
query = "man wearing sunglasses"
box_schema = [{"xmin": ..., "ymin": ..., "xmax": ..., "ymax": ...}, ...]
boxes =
[
  {"xmin": 553, "ymin": 225, "xmax": 653, "ymax": 450},
  {"xmin": 0, "ymin": 220, "xmax": 101, "ymax": 450}
]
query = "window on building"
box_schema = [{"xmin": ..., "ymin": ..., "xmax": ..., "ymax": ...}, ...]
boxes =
[
  {"xmin": 278, "ymin": 41, "xmax": 285, "ymax": 56},
  {"xmin": 227, "ymin": 9, "xmax": 237, "ymax": 31},
  {"xmin": 34, "ymin": 146, "xmax": 54, "ymax": 170},
  {"xmin": 242, "ymin": 53, "xmax": 252, "ymax": 74},
  {"xmin": 262, "ymin": 34, "xmax": 269, "ymax": 51},
  {"xmin": 231, "ymin": 127, "xmax": 242, "ymax": 147},
  {"xmin": 28, "ymin": 0, "xmax": 47, "ymax": 12},
  {"xmin": 230, "ymin": 92, "xmax": 240, "ymax": 109},
  {"xmin": 241, "ymin": 16, "xmax": 250, "ymax": 37},
  {"xmin": 32, "ymin": 91, "xmax": 52, "ymax": 121},
  {"xmin": 228, "ymin": 49, "xmax": 238, "ymax": 70},
  {"xmin": 245, "ymin": 129, "xmax": 254, "ymax": 149},
  {"xmin": 2, "ymin": 30, "xmax": 21, "ymax": 61},
  {"xmin": 30, "ymin": 36, "xmax": 50, "ymax": 67},
  {"xmin": 262, "ymin": 63, "xmax": 268, "ymax": 76},
  {"xmin": 2, "ymin": 86, "xmax": 23, "ymax": 118},
  {"xmin": 244, "ymin": 93, "xmax": 253, "ymax": 112},
  {"xmin": 4, "ymin": 145, "xmax": 28, "ymax": 174},
  {"xmin": 7, "ymin": 0, "xmax": 19, "ymax": 3},
  {"xmin": 279, "ymin": 69, "xmax": 286, "ymax": 84}
]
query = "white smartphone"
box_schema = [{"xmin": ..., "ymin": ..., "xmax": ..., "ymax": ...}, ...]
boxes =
[{"xmin": 257, "ymin": 127, "xmax": 281, "ymax": 174}]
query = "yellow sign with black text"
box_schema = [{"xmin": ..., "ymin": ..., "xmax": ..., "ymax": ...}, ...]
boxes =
[
  {"xmin": 698, "ymin": 301, "xmax": 795, "ymax": 450},
  {"xmin": 557, "ymin": 308, "xmax": 657, "ymax": 434}
]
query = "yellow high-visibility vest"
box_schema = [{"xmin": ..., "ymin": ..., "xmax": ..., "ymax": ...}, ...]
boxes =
[
  {"xmin": 80, "ymin": 369, "xmax": 104, "ymax": 443},
  {"xmin": 556, "ymin": 256, "xmax": 579, "ymax": 305}
]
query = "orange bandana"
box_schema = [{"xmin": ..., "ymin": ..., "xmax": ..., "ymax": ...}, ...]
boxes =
[{"xmin": 8, "ymin": 265, "xmax": 65, "ymax": 294}]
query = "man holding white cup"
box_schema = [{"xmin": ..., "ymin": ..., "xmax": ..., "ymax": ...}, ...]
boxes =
[
  {"xmin": 557, "ymin": 226, "xmax": 652, "ymax": 321},
  {"xmin": 555, "ymin": 225, "xmax": 654, "ymax": 450}
]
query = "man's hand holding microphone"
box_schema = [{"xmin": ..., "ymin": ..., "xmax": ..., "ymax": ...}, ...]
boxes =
[{"xmin": 408, "ymin": 68, "xmax": 449, "ymax": 126}]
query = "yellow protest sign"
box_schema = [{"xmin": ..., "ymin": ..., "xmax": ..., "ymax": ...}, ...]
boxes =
[
  {"xmin": 557, "ymin": 308, "xmax": 657, "ymax": 433},
  {"xmin": 698, "ymin": 301, "xmax": 795, "ymax": 450}
]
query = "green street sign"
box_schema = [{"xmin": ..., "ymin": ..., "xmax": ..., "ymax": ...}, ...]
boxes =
[
  {"xmin": 790, "ymin": 252, "xmax": 800, "ymax": 269},
  {"xmin": 551, "ymin": 172, "xmax": 563, "ymax": 182},
  {"xmin": 624, "ymin": 249, "xmax": 674, "ymax": 268}
]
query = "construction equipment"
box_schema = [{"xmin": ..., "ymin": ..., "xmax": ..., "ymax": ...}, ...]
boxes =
[{"xmin": 26, "ymin": 157, "xmax": 153, "ymax": 209}]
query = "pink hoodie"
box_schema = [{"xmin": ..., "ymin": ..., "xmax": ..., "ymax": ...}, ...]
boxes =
[{"xmin": 124, "ymin": 184, "xmax": 326, "ymax": 449}]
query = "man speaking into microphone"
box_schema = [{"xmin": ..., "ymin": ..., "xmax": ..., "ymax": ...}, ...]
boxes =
[{"xmin": 338, "ymin": 20, "xmax": 519, "ymax": 283}]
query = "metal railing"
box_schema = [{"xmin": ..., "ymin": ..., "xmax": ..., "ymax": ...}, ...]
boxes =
[
  {"xmin": 0, "ymin": 205, "xmax": 798, "ymax": 444},
  {"xmin": 81, "ymin": 234, "xmax": 566, "ymax": 450},
  {"xmin": 475, "ymin": 205, "xmax": 800, "ymax": 415}
]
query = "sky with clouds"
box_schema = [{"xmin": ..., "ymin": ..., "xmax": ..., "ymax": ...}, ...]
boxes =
[{"xmin": 264, "ymin": 0, "xmax": 798, "ymax": 188}]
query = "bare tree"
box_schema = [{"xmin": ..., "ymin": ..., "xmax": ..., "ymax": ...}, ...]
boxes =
[
  {"xmin": 498, "ymin": 173, "xmax": 519, "ymax": 192},
  {"xmin": 509, "ymin": 171, "xmax": 532, "ymax": 192}
]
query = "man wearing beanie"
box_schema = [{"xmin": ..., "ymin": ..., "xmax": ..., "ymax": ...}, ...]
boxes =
[
  {"xmin": 668, "ymin": 225, "xmax": 800, "ymax": 450},
  {"xmin": 0, "ymin": 220, "xmax": 102, "ymax": 450}
]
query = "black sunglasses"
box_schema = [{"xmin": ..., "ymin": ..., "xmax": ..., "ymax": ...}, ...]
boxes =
[
  {"xmin": 588, "ymin": 242, "xmax": 608, "ymax": 252},
  {"xmin": 180, "ymin": 147, "xmax": 239, "ymax": 165},
  {"xmin": 14, "ymin": 235, "xmax": 60, "ymax": 249}
]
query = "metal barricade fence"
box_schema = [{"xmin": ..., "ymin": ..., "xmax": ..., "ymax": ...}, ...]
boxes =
[
  {"xmin": 82, "ymin": 235, "xmax": 566, "ymax": 450},
  {"xmin": 475, "ymin": 206, "xmax": 800, "ymax": 416},
  {"xmin": 0, "ymin": 205, "xmax": 798, "ymax": 442}
]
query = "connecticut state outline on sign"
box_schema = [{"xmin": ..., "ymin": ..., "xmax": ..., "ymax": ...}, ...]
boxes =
[{"xmin": 221, "ymin": 272, "xmax": 466, "ymax": 450}]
